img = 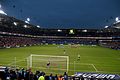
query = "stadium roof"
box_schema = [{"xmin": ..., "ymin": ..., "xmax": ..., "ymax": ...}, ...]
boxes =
[
  {"xmin": 0, "ymin": 0, "xmax": 120, "ymax": 29},
  {"xmin": 112, "ymin": 22, "xmax": 120, "ymax": 29}
]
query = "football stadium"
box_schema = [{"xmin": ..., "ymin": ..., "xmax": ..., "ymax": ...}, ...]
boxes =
[{"xmin": 0, "ymin": 0, "xmax": 120, "ymax": 80}]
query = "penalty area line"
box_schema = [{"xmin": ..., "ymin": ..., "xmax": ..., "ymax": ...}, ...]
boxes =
[
  {"xmin": 7, "ymin": 58, "xmax": 26, "ymax": 66},
  {"xmin": 91, "ymin": 64, "xmax": 98, "ymax": 72}
]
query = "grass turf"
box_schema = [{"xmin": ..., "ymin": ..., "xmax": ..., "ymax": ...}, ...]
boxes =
[{"xmin": 0, "ymin": 45, "xmax": 120, "ymax": 75}]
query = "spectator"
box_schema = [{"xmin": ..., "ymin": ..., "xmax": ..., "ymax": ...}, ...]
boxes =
[
  {"xmin": 49, "ymin": 73, "xmax": 53, "ymax": 80},
  {"xmin": 54, "ymin": 74, "xmax": 58, "ymax": 80},
  {"xmin": 9, "ymin": 70, "xmax": 17, "ymax": 80},
  {"xmin": 24, "ymin": 70, "xmax": 30, "ymax": 80},
  {"xmin": 20, "ymin": 68, "xmax": 25, "ymax": 79},
  {"xmin": 58, "ymin": 75, "xmax": 63, "ymax": 80},
  {"xmin": 80, "ymin": 75, "xmax": 84, "ymax": 80},
  {"xmin": 16, "ymin": 68, "xmax": 21, "ymax": 80},
  {"xmin": 63, "ymin": 72, "xmax": 68, "ymax": 80},
  {"xmin": 4, "ymin": 67, "xmax": 10, "ymax": 80},
  {"xmin": 34, "ymin": 71, "xmax": 40, "ymax": 80},
  {"xmin": 38, "ymin": 73, "xmax": 45, "ymax": 80}
]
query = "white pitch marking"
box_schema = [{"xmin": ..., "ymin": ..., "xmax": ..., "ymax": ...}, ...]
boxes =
[{"xmin": 91, "ymin": 64, "xmax": 98, "ymax": 72}]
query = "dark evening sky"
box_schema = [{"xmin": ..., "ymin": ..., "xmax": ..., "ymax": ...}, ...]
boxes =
[{"xmin": 0, "ymin": 0, "xmax": 120, "ymax": 29}]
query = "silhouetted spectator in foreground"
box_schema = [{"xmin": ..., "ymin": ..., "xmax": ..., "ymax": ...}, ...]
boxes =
[
  {"xmin": 49, "ymin": 73, "xmax": 53, "ymax": 80},
  {"xmin": 38, "ymin": 73, "xmax": 45, "ymax": 80},
  {"xmin": 63, "ymin": 72, "xmax": 68, "ymax": 80},
  {"xmin": 80, "ymin": 75, "xmax": 84, "ymax": 80},
  {"xmin": 54, "ymin": 74, "xmax": 58, "ymax": 80},
  {"xmin": 58, "ymin": 75, "xmax": 63, "ymax": 80}
]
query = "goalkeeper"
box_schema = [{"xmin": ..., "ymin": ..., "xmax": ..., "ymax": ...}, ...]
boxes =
[{"xmin": 47, "ymin": 61, "xmax": 50, "ymax": 68}]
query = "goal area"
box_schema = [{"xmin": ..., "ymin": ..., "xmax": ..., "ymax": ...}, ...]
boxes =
[{"xmin": 27, "ymin": 54, "xmax": 69, "ymax": 74}]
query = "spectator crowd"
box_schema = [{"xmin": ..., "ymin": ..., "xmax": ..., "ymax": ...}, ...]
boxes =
[
  {"xmin": 0, "ymin": 67, "xmax": 69, "ymax": 80},
  {"xmin": 99, "ymin": 40, "xmax": 120, "ymax": 50},
  {"xmin": 0, "ymin": 67, "xmax": 112, "ymax": 80},
  {"xmin": 0, "ymin": 36, "xmax": 41, "ymax": 48}
]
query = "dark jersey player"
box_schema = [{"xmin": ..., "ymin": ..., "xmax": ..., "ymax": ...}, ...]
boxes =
[
  {"xmin": 47, "ymin": 61, "xmax": 50, "ymax": 68},
  {"xmin": 63, "ymin": 50, "xmax": 66, "ymax": 54}
]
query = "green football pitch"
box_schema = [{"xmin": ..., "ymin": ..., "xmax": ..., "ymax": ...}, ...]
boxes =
[{"xmin": 0, "ymin": 45, "xmax": 120, "ymax": 75}]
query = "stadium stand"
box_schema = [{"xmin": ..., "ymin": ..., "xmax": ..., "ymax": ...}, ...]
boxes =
[
  {"xmin": 0, "ymin": 13, "xmax": 120, "ymax": 80},
  {"xmin": 0, "ymin": 36, "xmax": 41, "ymax": 48},
  {"xmin": 99, "ymin": 40, "xmax": 120, "ymax": 50}
]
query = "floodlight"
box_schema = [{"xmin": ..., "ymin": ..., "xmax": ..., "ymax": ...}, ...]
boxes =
[
  {"xmin": 116, "ymin": 27, "xmax": 120, "ymax": 29},
  {"xmin": 27, "ymin": 18, "xmax": 30, "ymax": 22},
  {"xmin": 37, "ymin": 25, "xmax": 40, "ymax": 28},
  {"xmin": 0, "ymin": 10, "xmax": 7, "ymax": 15},
  {"xmin": 58, "ymin": 29, "xmax": 62, "ymax": 32},
  {"xmin": 13, "ymin": 22, "xmax": 17, "ymax": 26},
  {"xmin": 104, "ymin": 26, "xmax": 108, "ymax": 28},
  {"xmin": 115, "ymin": 17, "xmax": 119, "ymax": 22},
  {"xmin": 0, "ymin": 4, "xmax": 7, "ymax": 15},
  {"xmin": 0, "ymin": 4, "xmax": 1, "ymax": 8},
  {"xmin": 82, "ymin": 29, "xmax": 87, "ymax": 32},
  {"xmin": 24, "ymin": 25, "xmax": 27, "ymax": 28},
  {"xmin": 25, "ymin": 21, "xmax": 29, "ymax": 24}
]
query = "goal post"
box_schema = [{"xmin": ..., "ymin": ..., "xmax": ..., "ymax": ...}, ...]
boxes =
[{"xmin": 27, "ymin": 54, "xmax": 69, "ymax": 73}]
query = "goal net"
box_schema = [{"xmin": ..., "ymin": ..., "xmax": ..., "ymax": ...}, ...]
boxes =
[{"xmin": 27, "ymin": 54, "xmax": 69, "ymax": 74}]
